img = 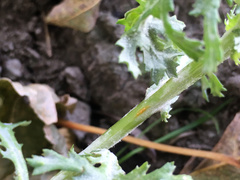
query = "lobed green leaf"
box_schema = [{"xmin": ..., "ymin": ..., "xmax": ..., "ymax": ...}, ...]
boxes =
[
  {"xmin": 28, "ymin": 149, "xmax": 125, "ymax": 179},
  {"xmin": 116, "ymin": 15, "xmax": 184, "ymax": 81},
  {"xmin": 225, "ymin": 5, "xmax": 240, "ymax": 65},
  {"xmin": 208, "ymin": 73, "xmax": 227, "ymax": 97},
  {"xmin": 190, "ymin": 0, "xmax": 223, "ymax": 74},
  {"xmin": 117, "ymin": 0, "xmax": 147, "ymax": 32},
  {"xmin": 0, "ymin": 121, "xmax": 30, "ymax": 180},
  {"xmin": 119, "ymin": 162, "xmax": 192, "ymax": 180},
  {"xmin": 159, "ymin": 0, "xmax": 204, "ymax": 61},
  {"xmin": 28, "ymin": 148, "xmax": 192, "ymax": 180},
  {"xmin": 27, "ymin": 147, "xmax": 84, "ymax": 175},
  {"xmin": 201, "ymin": 74, "xmax": 227, "ymax": 101}
]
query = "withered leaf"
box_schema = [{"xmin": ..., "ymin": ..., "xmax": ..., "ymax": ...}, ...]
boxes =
[
  {"xmin": 46, "ymin": 0, "xmax": 101, "ymax": 32},
  {"xmin": 189, "ymin": 112, "xmax": 240, "ymax": 180},
  {"xmin": 0, "ymin": 78, "xmax": 68, "ymax": 178}
]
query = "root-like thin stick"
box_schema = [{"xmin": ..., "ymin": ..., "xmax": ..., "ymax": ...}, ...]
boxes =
[
  {"xmin": 42, "ymin": 12, "xmax": 52, "ymax": 57},
  {"xmin": 57, "ymin": 120, "xmax": 240, "ymax": 169}
]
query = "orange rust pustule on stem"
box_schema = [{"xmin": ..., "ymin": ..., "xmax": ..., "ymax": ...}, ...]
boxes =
[{"xmin": 135, "ymin": 105, "xmax": 150, "ymax": 117}]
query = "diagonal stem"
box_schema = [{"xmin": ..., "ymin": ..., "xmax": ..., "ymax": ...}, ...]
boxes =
[{"xmin": 80, "ymin": 24, "xmax": 236, "ymax": 154}]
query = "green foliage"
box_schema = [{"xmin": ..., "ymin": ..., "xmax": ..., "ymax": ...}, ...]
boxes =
[
  {"xmin": 225, "ymin": 6, "xmax": 240, "ymax": 31},
  {"xmin": 27, "ymin": 148, "xmax": 84, "ymax": 175},
  {"xmin": 27, "ymin": 148, "xmax": 192, "ymax": 180},
  {"xmin": 0, "ymin": 121, "xmax": 31, "ymax": 180},
  {"xmin": 201, "ymin": 74, "xmax": 227, "ymax": 101},
  {"xmin": 116, "ymin": 0, "xmax": 204, "ymax": 80},
  {"xmin": 159, "ymin": 0, "xmax": 204, "ymax": 61},
  {"xmin": 227, "ymin": 0, "xmax": 234, "ymax": 6},
  {"xmin": 159, "ymin": 0, "xmax": 225, "ymax": 98},
  {"xmin": 119, "ymin": 162, "xmax": 192, "ymax": 180},
  {"xmin": 117, "ymin": 0, "xmax": 228, "ymax": 102},
  {"xmin": 225, "ymin": 5, "xmax": 240, "ymax": 65},
  {"xmin": 116, "ymin": 15, "xmax": 184, "ymax": 81},
  {"xmin": 227, "ymin": 0, "xmax": 240, "ymax": 6},
  {"xmin": 117, "ymin": 0, "xmax": 147, "ymax": 32},
  {"xmin": 190, "ymin": 0, "xmax": 223, "ymax": 74},
  {"xmin": 28, "ymin": 148, "xmax": 124, "ymax": 179}
]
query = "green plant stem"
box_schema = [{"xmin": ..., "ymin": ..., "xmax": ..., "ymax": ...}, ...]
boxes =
[
  {"xmin": 116, "ymin": 117, "xmax": 162, "ymax": 157},
  {"xmin": 118, "ymin": 99, "xmax": 231, "ymax": 164},
  {"xmin": 117, "ymin": 104, "xmax": 221, "ymax": 159},
  {"xmin": 82, "ymin": 62, "xmax": 203, "ymax": 154},
  {"xmin": 81, "ymin": 23, "xmax": 236, "ymax": 155}
]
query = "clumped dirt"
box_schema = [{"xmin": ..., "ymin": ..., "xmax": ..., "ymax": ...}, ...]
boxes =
[{"xmin": 1, "ymin": 0, "xmax": 240, "ymax": 176}]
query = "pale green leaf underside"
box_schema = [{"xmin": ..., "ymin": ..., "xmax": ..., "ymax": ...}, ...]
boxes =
[
  {"xmin": 0, "ymin": 121, "xmax": 30, "ymax": 180},
  {"xmin": 116, "ymin": 15, "xmax": 184, "ymax": 82},
  {"xmin": 225, "ymin": 6, "xmax": 240, "ymax": 65},
  {"xmin": 28, "ymin": 149, "xmax": 125, "ymax": 179},
  {"xmin": 190, "ymin": 0, "xmax": 223, "ymax": 74},
  {"xmin": 28, "ymin": 148, "xmax": 192, "ymax": 180}
]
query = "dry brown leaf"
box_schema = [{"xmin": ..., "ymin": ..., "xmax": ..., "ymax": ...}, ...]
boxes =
[
  {"xmin": 59, "ymin": 94, "xmax": 78, "ymax": 113},
  {"xmin": 44, "ymin": 125, "xmax": 68, "ymax": 156},
  {"xmin": 46, "ymin": 0, "xmax": 101, "ymax": 32},
  {"xmin": 0, "ymin": 78, "xmax": 69, "ymax": 178},
  {"xmin": 190, "ymin": 160, "xmax": 240, "ymax": 180},
  {"xmin": 184, "ymin": 112, "xmax": 240, "ymax": 179},
  {"xmin": 11, "ymin": 80, "xmax": 59, "ymax": 125},
  {"xmin": 195, "ymin": 112, "xmax": 240, "ymax": 169}
]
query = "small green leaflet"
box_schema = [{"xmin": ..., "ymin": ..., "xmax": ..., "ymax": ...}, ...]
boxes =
[
  {"xmin": 117, "ymin": 0, "xmax": 147, "ymax": 32},
  {"xmin": 117, "ymin": 0, "xmax": 205, "ymax": 82},
  {"xmin": 144, "ymin": 55, "xmax": 193, "ymax": 122},
  {"xmin": 190, "ymin": 0, "xmax": 223, "ymax": 74},
  {"xmin": 226, "ymin": 0, "xmax": 240, "ymax": 6},
  {"xmin": 27, "ymin": 148, "xmax": 192, "ymax": 180},
  {"xmin": 0, "ymin": 121, "xmax": 31, "ymax": 180},
  {"xmin": 117, "ymin": 0, "xmax": 164, "ymax": 33},
  {"xmin": 201, "ymin": 74, "xmax": 227, "ymax": 102},
  {"xmin": 119, "ymin": 162, "xmax": 192, "ymax": 180},
  {"xmin": 225, "ymin": 5, "xmax": 240, "ymax": 31},
  {"xmin": 158, "ymin": 0, "xmax": 226, "ymax": 99},
  {"xmin": 27, "ymin": 148, "xmax": 84, "ymax": 175},
  {"xmin": 225, "ymin": 5, "xmax": 240, "ymax": 65},
  {"xmin": 116, "ymin": 15, "xmax": 184, "ymax": 82},
  {"xmin": 236, "ymin": 0, "xmax": 240, "ymax": 4},
  {"xmin": 159, "ymin": 0, "xmax": 204, "ymax": 61},
  {"xmin": 188, "ymin": 0, "xmax": 226, "ymax": 100},
  {"xmin": 226, "ymin": 0, "xmax": 234, "ymax": 6},
  {"xmin": 27, "ymin": 148, "xmax": 125, "ymax": 179}
]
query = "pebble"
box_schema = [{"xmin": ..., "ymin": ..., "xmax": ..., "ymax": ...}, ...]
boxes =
[
  {"xmin": 64, "ymin": 66, "xmax": 88, "ymax": 100},
  {"xmin": 3, "ymin": 58, "xmax": 23, "ymax": 79}
]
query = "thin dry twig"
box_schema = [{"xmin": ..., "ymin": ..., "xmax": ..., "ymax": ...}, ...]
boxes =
[
  {"xmin": 57, "ymin": 120, "xmax": 240, "ymax": 169},
  {"xmin": 42, "ymin": 12, "xmax": 52, "ymax": 57}
]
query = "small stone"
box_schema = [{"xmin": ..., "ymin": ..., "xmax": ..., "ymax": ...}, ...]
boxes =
[
  {"xmin": 3, "ymin": 59, "xmax": 23, "ymax": 79},
  {"xmin": 66, "ymin": 101, "xmax": 91, "ymax": 140},
  {"xmin": 2, "ymin": 42, "xmax": 14, "ymax": 52},
  {"xmin": 25, "ymin": 47, "xmax": 40, "ymax": 59},
  {"xmin": 64, "ymin": 66, "xmax": 88, "ymax": 100},
  {"xmin": 98, "ymin": 12, "xmax": 124, "ymax": 41}
]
